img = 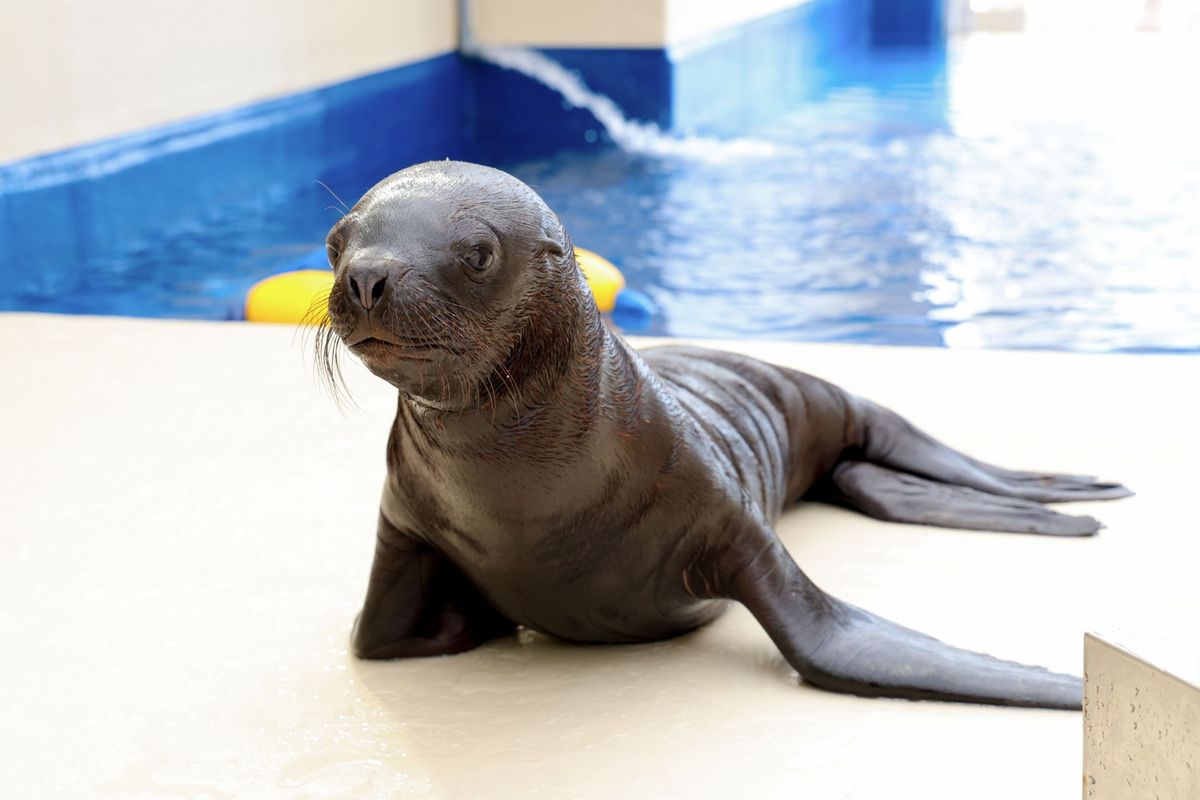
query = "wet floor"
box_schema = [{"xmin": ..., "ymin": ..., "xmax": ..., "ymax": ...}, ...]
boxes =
[{"xmin": 2, "ymin": 314, "xmax": 1196, "ymax": 798}]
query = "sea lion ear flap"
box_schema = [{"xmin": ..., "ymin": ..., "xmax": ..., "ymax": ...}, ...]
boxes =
[
  {"xmin": 535, "ymin": 238, "xmax": 565, "ymax": 260},
  {"xmin": 535, "ymin": 211, "xmax": 569, "ymax": 261}
]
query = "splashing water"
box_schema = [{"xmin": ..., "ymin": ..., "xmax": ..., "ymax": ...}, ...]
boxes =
[{"xmin": 466, "ymin": 45, "xmax": 781, "ymax": 161}]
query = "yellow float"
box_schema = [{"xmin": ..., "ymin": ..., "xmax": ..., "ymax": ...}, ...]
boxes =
[
  {"xmin": 573, "ymin": 247, "xmax": 624, "ymax": 314},
  {"xmin": 246, "ymin": 247, "xmax": 631, "ymax": 323},
  {"xmin": 244, "ymin": 269, "xmax": 334, "ymax": 325}
]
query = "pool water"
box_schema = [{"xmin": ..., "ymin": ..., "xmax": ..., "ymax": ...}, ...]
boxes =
[
  {"xmin": 510, "ymin": 34, "xmax": 1200, "ymax": 351},
  {"xmin": 15, "ymin": 33, "xmax": 1200, "ymax": 353}
]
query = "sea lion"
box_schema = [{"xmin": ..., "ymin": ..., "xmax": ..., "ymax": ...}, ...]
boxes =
[{"xmin": 318, "ymin": 161, "xmax": 1130, "ymax": 709}]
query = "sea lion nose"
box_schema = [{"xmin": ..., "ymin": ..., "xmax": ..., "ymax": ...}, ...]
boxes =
[{"xmin": 346, "ymin": 264, "xmax": 389, "ymax": 311}]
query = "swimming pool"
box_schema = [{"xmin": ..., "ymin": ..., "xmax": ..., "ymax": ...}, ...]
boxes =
[
  {"xmin": 8, "ymin": 33, "xmax": 1199, "ymax": 353},
  {"xmin": 511, "ymin": 34, "xmax": 1200, "ymax": 352}
]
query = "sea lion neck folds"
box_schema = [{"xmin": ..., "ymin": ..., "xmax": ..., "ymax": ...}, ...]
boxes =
[{"xmin": 325, "ymin": 161, "xmax": 1131, "ymax": 710}]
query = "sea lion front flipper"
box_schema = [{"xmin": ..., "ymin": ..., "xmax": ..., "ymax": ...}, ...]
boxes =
[
  {"xmin": 712, "ymin": 520, "xmax": 1082, "ymax": 708},
  {"xmin": 352, "ymin": 513, "xmax": 514, "ymax": 660},
  {"xmin": 816, "ymin": 461, "xmax": 1102, "ymax": 536}
]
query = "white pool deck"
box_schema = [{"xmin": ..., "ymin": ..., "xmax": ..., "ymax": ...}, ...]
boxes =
[{"xmin": 1, "ymin": 312, "xmax": 1196, "ymax": 799}]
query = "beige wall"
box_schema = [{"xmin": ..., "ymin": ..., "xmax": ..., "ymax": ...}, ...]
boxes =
[
  {"xmin": 467, "ymin": 0, "xmax": 667, "ymax": 47},
  {"xmin": 665, "ymin": 0, "xmax": 814, "ymax": 46},
  {"xmin": 0, "ymin": 0, "xmax": 457, "ymax": 163},
  {"xmin": 466, "ymin": 0, "xmax": 812, "ymax": 48},
  {"xmin": 0, "ymin": 0, "xmax": 818, "ymax": 164}
]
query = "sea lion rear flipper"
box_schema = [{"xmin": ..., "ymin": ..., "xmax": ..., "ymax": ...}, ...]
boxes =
[
  {"xmin": 853, "ymin": 399, "xmax": 1132, "ymax": 503},
  {"xmin": 352, "ymin": 513, "xmax": 514, "ymax": 660},
  {"xmin": 816, "ymin": 460, "xmax": 1103, "ymax": 536},
  {"xmin": 715, "ymin": 522, "xmax": 1082, "ymax": 708}
]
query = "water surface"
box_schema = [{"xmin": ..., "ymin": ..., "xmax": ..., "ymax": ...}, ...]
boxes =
[{"xmin": 510, "ymin": 34, "xmax": 1200, "ymax": 351}]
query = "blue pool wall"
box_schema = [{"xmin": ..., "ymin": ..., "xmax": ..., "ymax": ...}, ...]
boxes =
[
  {"xmin": 0, "ymin": 0, "xmax": 945, "ymax": 317},
  {"xmin": 870, "ymin": 0, "xmax": 946, "ymax": 47},
  {"xmin": 0, "ymin": 56, "xmax": 473, "ymax": 307}
]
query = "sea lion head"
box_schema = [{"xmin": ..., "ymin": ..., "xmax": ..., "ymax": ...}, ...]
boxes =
[{"xmin": 320, "ymin": 161, "xmax": 590, "ymax": 406}]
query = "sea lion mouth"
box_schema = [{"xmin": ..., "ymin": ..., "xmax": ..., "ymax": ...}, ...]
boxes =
[{"xmin": 345, "ymin": 331, "xmax": 442, "ymax": 360}]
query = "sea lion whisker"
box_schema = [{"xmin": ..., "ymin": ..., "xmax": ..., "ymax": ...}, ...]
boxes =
[
  {"xmin": 412, "ymin": 298, "xmax": 455, "ymax": 401},
  {"xmin": 414, "ymin": 298, "xmax": 492, "ymax": 411},
  {"xmin": 310, "ymin": 323, "xmax": 356, "ymax": 412},
  {"xmin": 423, "ymin": 286, "xmax": 477, "ymax": 315},
  {"xmin": 314, "ymin": 179, "xmax": 351, "ymax": 213},
  {"xmin": 306, "ymin": 282, "xmax": 357, "ymax": 410},
  {"xmin": 392, "ymin": 296, "xmax": 433, "ymax": 397},
  {"xmin": 422, "ymin": 305, "xmax": 473, "ymax": 409},
  {"xmin": 416, "ymin": 295, "xmax": 461, "ymax": 345},
  {"xmin": 295, "ymin": 288, "xmax": 333, "ymax": 347},
  {"xmin": 489, "ymin": 358, "xmax": 525, "ymax": 425}
]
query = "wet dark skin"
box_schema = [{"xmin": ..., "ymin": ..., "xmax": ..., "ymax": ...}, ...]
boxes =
[{"xmin": 321, "ymin": 161, "xmax": 1131, "ymax": 710}]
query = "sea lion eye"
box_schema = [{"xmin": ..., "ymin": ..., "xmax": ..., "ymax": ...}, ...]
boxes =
[
  {"xmin": 325, "ymin": 223, "xmax": 348, "ymax": 269},
  {"xmin": 460, "ymin": 244, "xmax": 495, "ymax": 272}
]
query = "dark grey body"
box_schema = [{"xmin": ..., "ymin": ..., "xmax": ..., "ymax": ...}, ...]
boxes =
[
  {"xmin": 320, "ymin": 161, "xmax": 1130, "ymax": 709},
  {"xmin": 378, "ymin": 340, "xmax": 855, "ymax": 644}
]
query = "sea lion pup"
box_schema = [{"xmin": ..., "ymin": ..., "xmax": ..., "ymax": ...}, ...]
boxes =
[{"xmin": 319, "ymin": 161, "xmax": 1130, "ymax": 709}]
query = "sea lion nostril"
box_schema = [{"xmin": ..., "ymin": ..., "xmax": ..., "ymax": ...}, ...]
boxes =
[{"xmin": 346, "ymin": 265, "xmax": 388, "ymax": 311}]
